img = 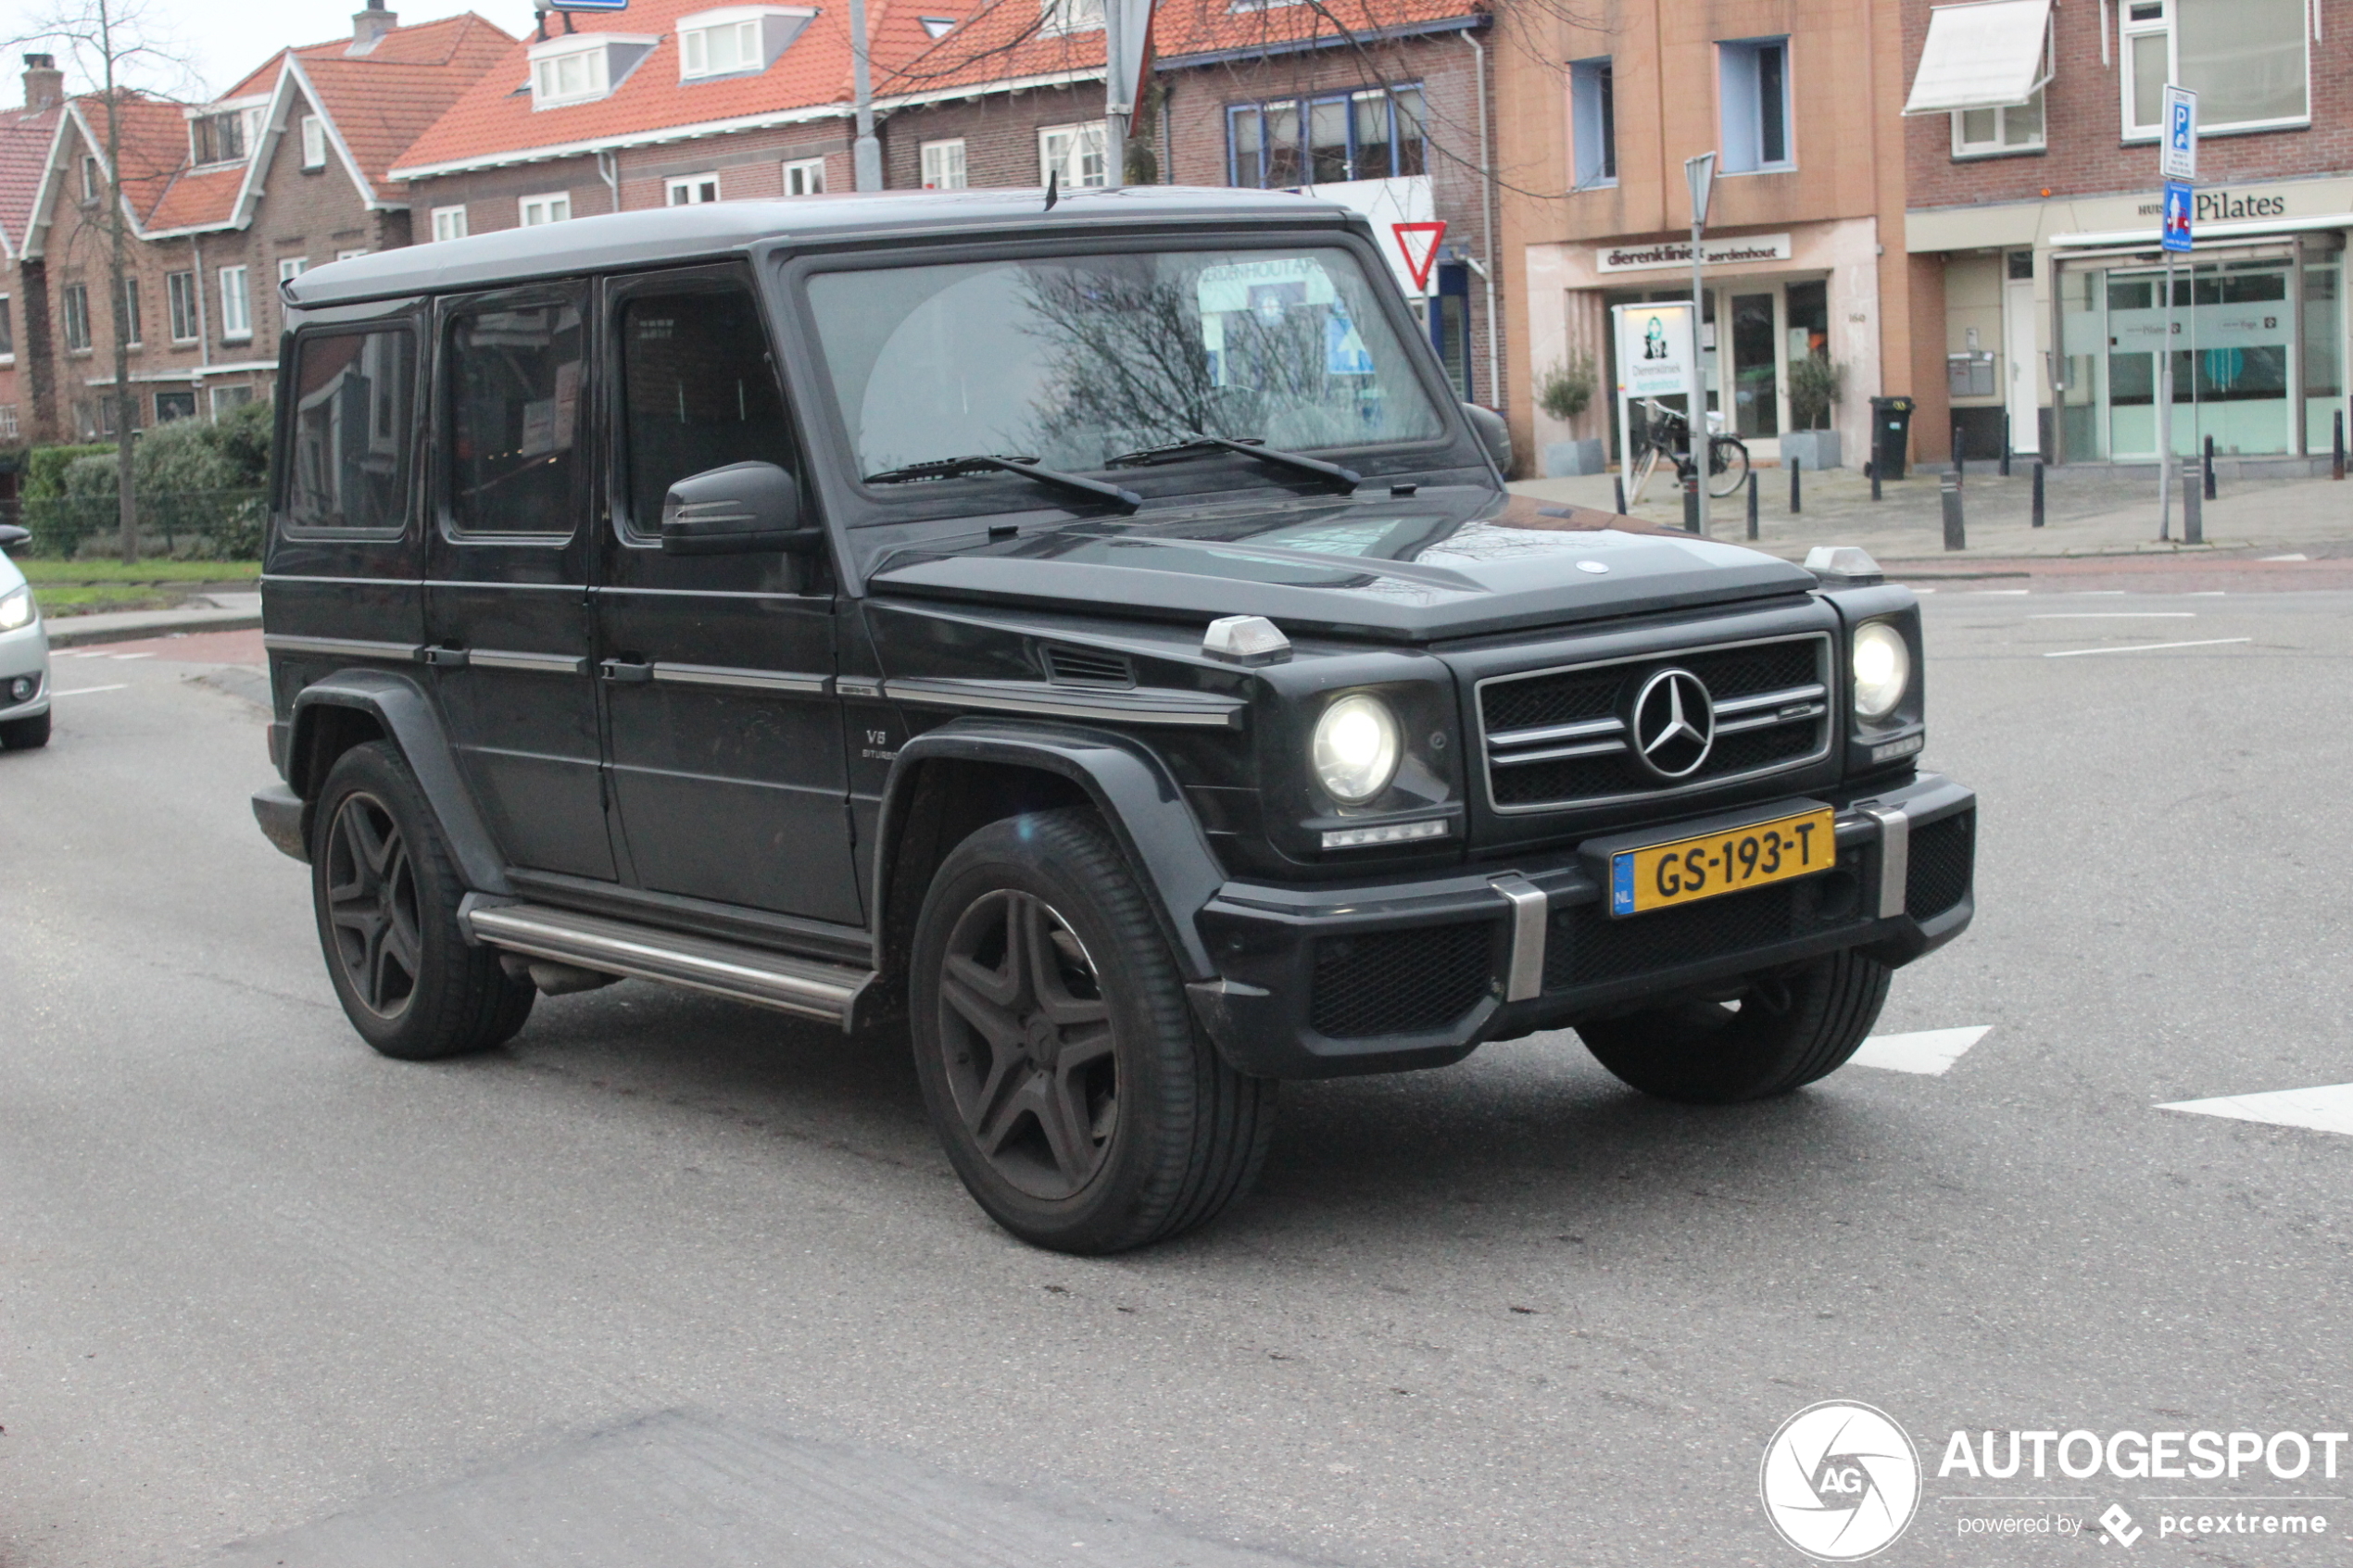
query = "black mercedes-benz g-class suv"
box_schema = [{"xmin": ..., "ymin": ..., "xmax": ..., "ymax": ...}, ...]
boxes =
[{"xmin": 253, "ymin": 189, "xmax": 1973, "ymax": 1253}]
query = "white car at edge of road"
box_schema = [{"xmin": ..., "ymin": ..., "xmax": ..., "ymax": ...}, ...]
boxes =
[{"xmin": 0, "ymin": 521, "xmax": 54, "ymax": 750}]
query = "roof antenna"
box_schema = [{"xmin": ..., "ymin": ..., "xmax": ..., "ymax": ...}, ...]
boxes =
[{"xmin": 1043, "ymin": 168, "xmax": 1058, "ymax": 212}]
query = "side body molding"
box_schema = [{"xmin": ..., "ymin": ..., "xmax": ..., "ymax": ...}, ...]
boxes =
[
  {"xmin": 873, "ymin": 719, "xmax": 1227, "ymax": 983},
  {"xmin": 288, "ymin": 669, "xmax": 513, "ymax": 897}
]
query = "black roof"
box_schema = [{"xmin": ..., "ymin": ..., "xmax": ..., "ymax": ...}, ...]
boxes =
[{"xmin": 284, "ymin": 186, "xmax": 1363, "ymax": 307}]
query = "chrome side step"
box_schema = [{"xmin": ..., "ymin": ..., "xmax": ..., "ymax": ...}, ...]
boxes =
[{"xmin": 465, "ymin": 902, "xmax": 875, "ymax": 1028}]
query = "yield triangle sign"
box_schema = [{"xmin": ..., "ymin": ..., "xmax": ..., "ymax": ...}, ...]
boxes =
[{"xmin": 1392, "ymin": 220, "xmax": 1446, "ymax": 292}]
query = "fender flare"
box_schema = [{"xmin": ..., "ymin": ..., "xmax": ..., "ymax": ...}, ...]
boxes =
[
  {"xmin": 873, "ymin": 720, "xmax": 1227, "ymax": 981},
  {"xmin": 289, "ymin": 670, "xmax": 512, "ymax": 897}
]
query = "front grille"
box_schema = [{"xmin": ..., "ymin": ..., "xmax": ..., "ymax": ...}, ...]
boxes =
[
  {"xmin": 1906, "ymin": 810, "xmax": 1974, "ymax": 920},
  {"xmin": 1309, "ymin": 922, "xmax": 1495, "ymax": 1038},
  {"xmin": 1543, "ymin": 847, "xmax": 1869, "ymax": 990},
  {"xmin": 1479, "ymin": 633, "xmax": 1831, "ymax": 813}
]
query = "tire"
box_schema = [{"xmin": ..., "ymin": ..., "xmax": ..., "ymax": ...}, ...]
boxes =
[
  {"xmin": 0, "ymin": 709, "xmax": 50, "ymax": 749},
  {"xmin": 910, "ymin": 808, "xmax": 1276, "ymax": 1254},
  {"xmin": 1708, "ymin": 436, "xmax": 1751, "ymax": 498},
  {"xmin": 310, "ymin": 741, "xmax": 535, "ymax": 1060},
  {"xmin": 1577, "ymin": 948, "xmax": 1890, "ymax": 1104}
]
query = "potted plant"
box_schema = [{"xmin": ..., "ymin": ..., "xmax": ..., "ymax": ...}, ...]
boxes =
[
  {"xmin": 1536, "ymin": 353, "xmax": 1606, "ymax": 477},
  {"xmin": 1782, "ymin": 356, "xmax": 1843, "ymax": 470}
]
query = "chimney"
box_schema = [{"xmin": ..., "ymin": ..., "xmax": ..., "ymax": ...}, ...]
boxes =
[
  {"xmin": 348, "ymin": 0, "xmax": 398, "ymax": 55},
  {"xmin": 21, "ymin": 54, "xmax": 61, "ymax": 111}
]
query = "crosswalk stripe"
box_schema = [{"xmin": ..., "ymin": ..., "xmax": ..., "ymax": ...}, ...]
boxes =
[
  {"xmin": 2158, "ymin": 1084, "xmax": 2353, "ymax": 1138},
  {"xmin": 1850, "ymin": 1025, "xmax": 1992, "ymax": 1076}
]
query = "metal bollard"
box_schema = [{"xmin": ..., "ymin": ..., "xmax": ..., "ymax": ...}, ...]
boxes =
[
  {"xmin": 1682, "ymin": 470, "xmax": 1700, "ymax": 533},
  {"xmin": 2183, "ymin": 461, "xmax": 2203, "ymax": 545},
  {"xmin": 1789, "ymin": 455, "xmax": 1802, "ymax": 514},
  {"xmin": 2335, "ymin": 409, "xmax": 2346, "ymax": 482},
  {"xmin": 2203, "ymin": 435, "xmax": 2217, "ymax": 502},
  {"xmin": 2000, "ymin": 414, "xmax": 2011, "ymax": 477},
  {"xmin": 1952, "ymin": 424, "xmax": 1964, "ymax": 488},
  {"xmin": 1941, "ymin": 470, "xmax": 1966, "ymax": 551},
  {"xmin": 1614, "ymin": 473, "xmax": 1627, "ymax": 514},
  {"xmin": 1746, "ymin": 467, "xmax": 1759, "ymax": 540},
  {"xmin": 2032, "ymin": 460, "xmax": 2045, "ymax": 528},
  {"xmin": 1869, "ymin": 459, "xmax": 1882, "ymax": 502}
]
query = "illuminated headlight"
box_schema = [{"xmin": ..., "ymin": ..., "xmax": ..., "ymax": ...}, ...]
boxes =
[
  {"xmin": 1852, "ymin": 621, "xmax": 1910, "ymax": 721},
  {"xmin": 1311, "ymin": 693, "xmax": 1401, "ymax": 805},
  {"xmin": 1321, "ymin": 819, "xmax": 1448, "ymax": 850},
  {"xmin": 0, "ymin": 586, "xmax": 33, "ymax": 632}
]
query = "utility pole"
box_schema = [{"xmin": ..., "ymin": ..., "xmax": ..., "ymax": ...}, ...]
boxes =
[
  {"xmin": 1684, "ymin": 152, "xmax": 1716, "ymax": 538},
  {"xmin": 97, "ymin": 0, "xmax": 135, "ymax": 563},
  {"xmin": 849, "ymin": 0, "xmax": 880, "ymax": 190},
  {"xmin": 1102, "ymin": 0, "xmax": 1125, "ymax": 189}
]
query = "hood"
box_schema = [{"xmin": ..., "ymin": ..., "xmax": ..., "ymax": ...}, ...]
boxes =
[{"xmin": 863, "ymin": 489, "xmax": 1817, "ymax": 642}]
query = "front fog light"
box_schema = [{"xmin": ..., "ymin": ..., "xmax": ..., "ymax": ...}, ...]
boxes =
[
  {"xmin": 0, "ymin": 587, "xmax": 31, "ymax": 632},
  {"xmin": 1312, "ymin": 693, "xmax": 1401, "ymax": 805},
  {"xmin": 1852, "ymin": 621, "xmax": 1910, "ymax": 720}
]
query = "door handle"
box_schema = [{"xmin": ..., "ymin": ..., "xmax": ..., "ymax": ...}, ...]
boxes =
[
  {"xmin": 599, "ymin": 659, "xmax": 655, "ymax": 684},
  {"xmin": 420, "ymin": 645, "xmax": 470, "ymax": 669}
]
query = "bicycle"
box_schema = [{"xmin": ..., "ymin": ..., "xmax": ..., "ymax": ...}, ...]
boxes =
[{"xmin": 1626, "ymin": 398, "xmax": 1751, "ymax": 507}]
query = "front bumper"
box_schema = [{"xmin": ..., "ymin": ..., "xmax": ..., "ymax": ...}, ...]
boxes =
[
  {"xmin": 0, "ymin": 621, "xmax": 51, "ymax": 723},
  {"xmin": 1188, "ymin": 772, "xmax": 1976, "ymax": 1079}
]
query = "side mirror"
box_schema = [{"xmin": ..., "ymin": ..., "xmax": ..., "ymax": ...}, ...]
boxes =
[
  {"xmin": 660, "ymin": 461, "xmax": 823, "ymax": 556},
  {"xmin": 0, "ymin": 524, "xmax": 29, "ymax": 551},
  {"xmin": 1462, "ymin": 403, "xmax": 1513, "ymax": 477}
]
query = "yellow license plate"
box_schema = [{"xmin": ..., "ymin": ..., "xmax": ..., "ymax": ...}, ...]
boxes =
[{"xmin": 1607, "ymin": 808, "xmax": 1836, "ymax": 917}]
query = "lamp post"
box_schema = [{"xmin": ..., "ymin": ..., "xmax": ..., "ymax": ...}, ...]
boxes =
[
  {"xmin": 1685, "ymin": 152, "xmax": 1718, "ymax": 537},
  {"xmin": 849, "ymin": 0, "xmax": 881, "ymax": 190}
]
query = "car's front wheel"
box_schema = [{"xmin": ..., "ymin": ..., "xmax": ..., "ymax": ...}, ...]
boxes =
[
  {"xmin": 311, "ymin": 741, "xmax": 534, "ymax": 1060},
  {"xmin": 1577, "ymin": 948, "xmax": 1889, "ymax": 1103},
  {"xmin": 911, "ymin": 808, "xmax": 1275, "ymax": 1253}
]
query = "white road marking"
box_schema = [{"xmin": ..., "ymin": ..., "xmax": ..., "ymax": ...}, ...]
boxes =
[
  {"xmin": 2159, "ymin": 1083, "xmax": 2353, "ymax": 1138},
  {"xmin": 52, "ymin": 684, "xmax": 128, "ymax": 696},
  {"xmin": 1850, "ymin": 1025, "xmax": 1992, "ymax": 1076},
  {"xmin": 2045, "ymin": 637, "xmax": 2251, "ymax": 659},
  {"xmin": 2028, "ymin": 612, "xmax": 2196, "ymax": 620},
  {"xmin": 2186, "ymin": 590, "xmax": 2227, "ymax": 596},
  {"xmin": 106, "ymin": 651, "xmax": 155, "ymax": 660},
  {"xmin": 2260, "ymin": 553, "xmax": 2309, "ymax": 562},
  {"xmin": 1911, "ymin": 586, "xmax": 1937, "ymax": 594},
  {"xmin": 1965, "ymin": 588, "xmax": 2032, "ymax": 596}
]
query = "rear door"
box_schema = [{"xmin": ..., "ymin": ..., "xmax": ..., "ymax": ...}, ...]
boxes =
[
  {"xmin": 422, "ymin": 283, "xmax": 616, "ymax": 881},
  {"xmin": 592, "ymin": 266, "xmax": 860, "ymax": 925}
]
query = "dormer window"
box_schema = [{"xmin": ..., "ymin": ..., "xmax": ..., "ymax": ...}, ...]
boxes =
[
  {"xmin": 919, "ymin": 15, "xmax": 958, "ymax": 36},
  {"xmin": 188, "ymin": 97, "xmax": 269, "ymax": 168},
  {"xmin": 676, "ymin": 7, "xmax": 815, "ymax": 82},
  {"xmin": 528, "ymin": 33, "xmax": 659, "ymax": 108}
]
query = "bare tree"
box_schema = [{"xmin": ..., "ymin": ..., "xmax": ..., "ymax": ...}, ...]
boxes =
[{"xmin": 8, "ymin": 0, "xmax": 198, "ymax": 562}]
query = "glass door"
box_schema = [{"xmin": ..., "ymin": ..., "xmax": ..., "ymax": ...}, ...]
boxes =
[
  {"xmin": 1728, "ymin": 292, "xmax": 1780, "ymax": 437},
  {"xmin": 2099, "ymin": 260, "xmax": 2296, "ymax": 458}
]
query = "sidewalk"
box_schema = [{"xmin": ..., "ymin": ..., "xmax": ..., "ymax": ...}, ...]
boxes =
[
  {"xmin": 44, "ymin": 591, "xmax": 262, "ymax": 648},
  {"xmin": 1510, "ymin": 463, "xmax": 2353, "ymax": 562}
]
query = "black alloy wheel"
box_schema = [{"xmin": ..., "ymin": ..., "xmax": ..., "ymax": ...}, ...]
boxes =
[
  {"xmin": 323, "ymin": 789, "xmax": 423, "ymax": 1022},
  {"xmin": 937, "ymin": 888, "xmax": 1117, "ymax": 1201}
]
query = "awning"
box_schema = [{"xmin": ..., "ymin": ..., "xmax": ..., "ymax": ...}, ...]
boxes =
[{"xmin": 1902, "ymin": 0, "xmax": 2053, "ymax": 116}]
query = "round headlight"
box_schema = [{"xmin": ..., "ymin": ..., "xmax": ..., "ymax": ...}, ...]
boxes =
[
  {"xmin": 1312, "ymin": 693, "xmax": 1402, "ymax": 806},
  {"xmin": 1852, "ymin": 621, "xmax": 1911, "ymax": 721},
  {"xmin": 0, "ymin": 586, "xmax": 32, "ymax": 633}
]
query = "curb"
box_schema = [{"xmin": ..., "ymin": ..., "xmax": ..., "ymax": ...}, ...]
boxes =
[{"xmin": 45, "ymin": 611, "xmax": 263, "ymax": 649}]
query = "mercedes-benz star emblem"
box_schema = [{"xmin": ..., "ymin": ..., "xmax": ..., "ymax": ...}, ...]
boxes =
[{"xmin": 1629, "ymin": 667, "xmax": 1716, "ymax": 781}]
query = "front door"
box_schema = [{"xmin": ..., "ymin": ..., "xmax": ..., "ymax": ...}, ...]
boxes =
[
  {"xmin": 424, "ymin": 283, "xmax": 614, "ymax": 881},
  {"xmin": 592, "ymin": 267, "xmax": 861, "ymax": 927},
  {"xmin": 2005, "ymin": 274, "xmax": 2041, "ymax": 456}
]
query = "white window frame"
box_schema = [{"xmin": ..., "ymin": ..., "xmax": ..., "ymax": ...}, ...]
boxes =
[
  {"xmin": 279, "ymin": 257, "xmax": 308, "ymax": 286},
  {"xmin": 337, "ymin": 248, "xmax": 369, "ymax": 261},
  {"xmin": 2119, "ymin": 0, "xmax": 2312, "ymax": 140},
  {"xmin": 119, "ymin": 275, "xmax": 141, "ymax": 347},
  {"xmin": 1038, "ymin": 0, "xmax": 1103, "ymax": 36},
  {"xmin": 431, "ymin": 205, "xmax": 468, "ymax": 243},
  {"xmin": 300, "ymin": 114, "xmax": 326, "ymax": 170},
  {"xmin": 1952, "ymin": 85, "xmax": 2046, "ymax": 157},
  {"xmin": 1568, "ymin": 56, "xmax": 1617, "ymax": 189},
  {"xmin": 920, "ymin": 138, "xmax": 967, "ymax": 189},
  {"xmin": 218, "ymin": 265, "xmax": 251, "ymax": 341},
  {"xmin": 682, "ymin": 18, "xmax": 760, "ymax": 77},
  {"xmin": 782, "ymin": 157, "xmax": 825, "ymax": 195},
  {"xmin": 666, "ymin": 172, "xmax": 722, "ymax": 204},
  {"xmin": 1718, "ymin": 36, "xmax": 1795, "ymax": 174},
  {"xmin": 209, "ymin": 384, "xmax": 254, "ymax": 420},
  {"xmin": 166, "ymin": 270, "xmax": 198, "ymax": 342},
  {"xmin": 525, "ymin": 37, "xmax": 656, "ymax": 108},
  {"xmin": 80, "ymin": 155, "xmax": 98, "ymax": 202},
  {"xmin": 1038, "ymin": 121, "xmax": 1109, "ymax": 189},
  {"xmin": 62, "ymin": 282, "xmax": 90, "ymax": 351},
  {"xmin": 519, "ymin": 192, "xmax": 573, "ymax": 226}
]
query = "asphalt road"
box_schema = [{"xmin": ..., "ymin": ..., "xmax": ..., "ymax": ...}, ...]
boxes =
[{"xmin": 5, "ymin": 575, "xmax": 2351, "ymax": 1567}]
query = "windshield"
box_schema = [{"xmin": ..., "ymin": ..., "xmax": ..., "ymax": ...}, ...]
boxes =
[{"xmin": 805, "ymin": 246, "xmax": 1447, "ymax": 487}]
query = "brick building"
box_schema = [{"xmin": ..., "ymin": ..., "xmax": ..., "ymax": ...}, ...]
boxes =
[
  {"xmin": 0, "ymin": 56, "xmax": 66, "ymax": 452},
  {"xmin": 10, "ymin": 9, "xmax": 508, "ymax": 443},
  {"xmin": 1900, "ymin": 0, "xmax": 2350, "ymax": 467},
  {"xmin": 1497, "ymin": 0, "xmax": 1920, "ymax": 479}
]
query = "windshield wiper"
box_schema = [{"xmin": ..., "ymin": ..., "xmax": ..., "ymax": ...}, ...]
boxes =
[
  {"xmin": 1105, "ymin": 433, "xmax": 1360, "ymax": 493},
  {"xmin": 863, "ymin": 453, "xmax": 1141, "ymax": 513}
]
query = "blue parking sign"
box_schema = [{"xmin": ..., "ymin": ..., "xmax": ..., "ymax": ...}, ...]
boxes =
[{"xmin": 2161, "ymin": 181, "xmax": 2193, "ymax": 253}]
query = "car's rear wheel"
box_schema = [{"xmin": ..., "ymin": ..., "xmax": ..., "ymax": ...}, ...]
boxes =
[
  {"xmin": 312, "ymin": 742, "xmax": 534, "ymax": 1060},
  {"xmin": 911, "ymin": 808, "xmax": 1275, "ymax": 1253},
  {"xmin": 0, "ymin": 709, "xmax": 50, "ymax": 749},
  {"xmin": 1577, "ymin": 949, "xmax": 1889, "ymax": 1103}
]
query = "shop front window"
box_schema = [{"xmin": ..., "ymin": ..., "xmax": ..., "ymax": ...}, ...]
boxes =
[
  {"xmin": 2305, "ymin": 263, "xmax": 2342, "ymax": 455},
  {"xmin": 2063, "ymin": 259, "xmax": 2301, "ymax": 460}
]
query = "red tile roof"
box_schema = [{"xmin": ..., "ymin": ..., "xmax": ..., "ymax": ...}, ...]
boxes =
[
  {"xmin": 0, "ymin": 100, "xmax": 62, "ymax": 256},
  {"xmin": 390, "ymin": 0, "xmax": 971, "ymax": 176}
]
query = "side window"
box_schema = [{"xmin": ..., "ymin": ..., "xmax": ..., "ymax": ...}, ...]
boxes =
[
  {"xmin": 617, "ymin": 287, "xmax": 791, "ymax": 536},
  {"xmin": 284, "ymin": 327, "xmax": 416, "ymax": 533},
  {"xmin": 447, "ymin": 302, "xmax": 584, "ymax": 535}
]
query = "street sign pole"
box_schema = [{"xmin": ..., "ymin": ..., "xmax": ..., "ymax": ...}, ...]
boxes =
[
  {"xmin": 1685, "ymin": 152, "xmax": 1717, "ymax": 537},
  {"xmin": 2158, "ymin": 85, "xmax": 2197, "ymax": 540}
]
